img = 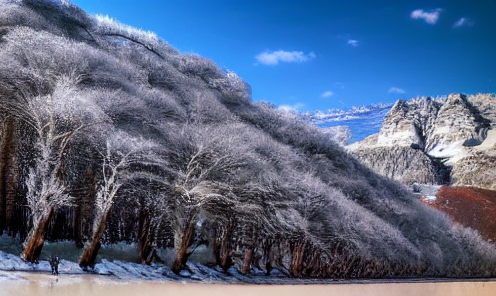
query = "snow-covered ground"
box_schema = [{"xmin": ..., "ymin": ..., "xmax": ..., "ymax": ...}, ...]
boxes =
[
  {"xmin": 427, "ymin": 129, "xmax": 496, "ymax": 166},
  {"xmin": 475, "ymin": 129, "xmax": 496, "ymax": 155},
  {"xmin": 0, "ymin": 234, "xmax": 307, "ymax": 284},
  {"xmin": 427, "ymin": 141, "xmax": 468, "ymax": 165},
  {"xmin": 410, "ymin": 184, "xmax": 442, "ymax": 203},
  {"xmin": 0, "ymin": 246, "xmax": 324, "ymax": 284}
]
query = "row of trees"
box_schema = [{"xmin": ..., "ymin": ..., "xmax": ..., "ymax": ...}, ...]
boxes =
[{"xmin": 0, "ymin": 72, "xmax": 153, "ymax": 266}]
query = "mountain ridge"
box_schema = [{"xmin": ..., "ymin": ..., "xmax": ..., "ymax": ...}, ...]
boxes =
[{"xmin": 348, "ymin": 93, "xmax": 496, "ymax": 190}]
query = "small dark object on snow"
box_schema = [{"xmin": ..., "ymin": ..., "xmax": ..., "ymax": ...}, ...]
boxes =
[
  {"xmin": 412, "ymin": 183, "xmax": 422, "ymax": 193},
  {"xmin": 49, "ymin": 256, "xmax": 60, "ymax": 275},
  {"xmin": 410, "ymin": 143, "xmax": 422, "ymax": 150}
]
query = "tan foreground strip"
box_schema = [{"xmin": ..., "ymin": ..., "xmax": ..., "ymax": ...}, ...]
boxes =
[{"xmin": 2, "ymin": 272, "xmax": 495, "ymax": 296}]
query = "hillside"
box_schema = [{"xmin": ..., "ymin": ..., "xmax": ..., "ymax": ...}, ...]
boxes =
[{"xmin": 0, "ymin": 0, "xmax": 495, "ymax": 278}]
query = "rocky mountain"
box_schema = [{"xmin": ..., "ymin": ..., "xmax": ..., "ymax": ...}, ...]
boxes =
[
  {"xmin": 0, "ymin": 0, "xmax": 495, "ymax": 279},
  {"xmin": 348, "ymin": 93, "xmax": 496, "ymax": 190}
]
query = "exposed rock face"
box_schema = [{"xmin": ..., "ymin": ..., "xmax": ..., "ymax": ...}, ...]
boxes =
[
  {"xmin": 376, "ymin": 97, "xmax": 441, "ymax": 149},
  {"xmin": 426, "ymin": 94, "xmax": 490, "ymax": 152},
  {"xmin": 348, "ymin": 97, "xmax": 444, "ymax": 185},
  {"xmin": 469, "ymin": 93, "xmax": 496, "ymax": 123},
  {"xmin": 350, "ymin": 146, "xmax": 439, "ymax": 185},
  {"xmin": 451, "ymin": 151, "xmax": 496, "ymax": 190},
  {"xmin": 349, "ymin": 93, "xmax": 496, "ymax": 189}
]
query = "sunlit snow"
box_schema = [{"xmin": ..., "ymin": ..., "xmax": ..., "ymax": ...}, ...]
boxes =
[
  {"xmin": 303, "ymin": 104, "xmax": 393, "ymax": 144},
  {"xmin": 0, "ymin": 234, "xmax": 300, "ymax": 283}
]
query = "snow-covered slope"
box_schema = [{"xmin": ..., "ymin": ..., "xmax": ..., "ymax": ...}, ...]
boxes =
[{"xmin": 303, "ymin": 103, "xmax": 392, "ymax": 144}]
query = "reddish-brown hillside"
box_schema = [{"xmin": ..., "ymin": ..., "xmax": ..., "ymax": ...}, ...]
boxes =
[{"xmin": 433, "ymin": 186, "xmax": 496, "ymax": 242}]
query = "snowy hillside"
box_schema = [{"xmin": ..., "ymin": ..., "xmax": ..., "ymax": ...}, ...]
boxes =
[{"xmin": 302, "ymin": 104, "xmax": 393, "ymax": 144}]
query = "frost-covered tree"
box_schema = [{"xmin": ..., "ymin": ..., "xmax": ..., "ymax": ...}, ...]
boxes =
[
  {"xmin": 92, "ymin": 14, "xmax": 176, "ymax": 59},
  {"xmin": 79, "ymin": 130, "xmax": 158, "ymax": 268},
  {"xmin": 1, "ymin": 73, "xmax": 105, "ymax": 263},
  {"xmin": 137, "ymin": 187, "xmax": 171, "ymax": 265},
  {"xmin": 163, "ymin": 124, "xmax": 257, "ymax": 273}
]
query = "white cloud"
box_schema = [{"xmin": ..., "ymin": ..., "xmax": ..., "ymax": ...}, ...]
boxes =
[
  {"xmin": 410, "ymin": 8, "xmax": 442, "ymax": 25},
  {"xmin": 255, "ymin": 50, "xmax": 315, "ymax": 66},
  {"xmin": 278, "ymin": 103, "xmax": 304, "ymax": 113},
  {"xmin": 347, "ymin": 39, "xmax": 359, "ymax": 47},
  {"xmin": 388, "ymin": 87, "xmax": 406, "ymax": 94},
  {"xmin": 453, "ymin": 17, "xmax": 474, "ymax": 28},
  {"xmin": 320, "ymin": 91, "xmax": 334, "ymax": 98}
]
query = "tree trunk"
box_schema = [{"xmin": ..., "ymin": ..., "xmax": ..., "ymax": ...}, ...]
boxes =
[
  {"xmin": 216, "ymin": 220, "xmax": 234, "ymax": 271},
  {"xmin": 74, "ymin": 168, "xmax": 98, "ymax": 248},
  {"xmin": 262, "ymin": 240, "xmax": 273, "ymax": 275},
  {"xmin": 79, "ymin": 210, "xmax": 109, "ymax": 268},
  {"xmin": 138, "ymin": 212, "xmax": 156, "ymax": 265},
  {"xmin": 290, "ymin": 241, "xmax": 305, "ymax": 277},
  {"xmin": 241, "ymin": 248, "xmax": 253, "ymax": 274},
  {"xmin": 171, "ymin": 217, "xmax": 195, "ymax": 274},
  {"xmin": 211, "ymin": 226, "xmax": 222, "ymax": 265},
  {"xmin": 21, "ymin": 207, "xmax": 54, "ymax": 263},
  {"xmin": 219, "ymin": 232, "xmax": 233, "ymax": 271},
  {"xmin": 0, "ymin": 118, "xmax": 15, "ymax": 233}
]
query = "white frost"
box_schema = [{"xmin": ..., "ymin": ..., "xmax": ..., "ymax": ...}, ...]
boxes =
[{"xmin": 427, "ymin": 141, "xmax": 469, "ymax": 165}]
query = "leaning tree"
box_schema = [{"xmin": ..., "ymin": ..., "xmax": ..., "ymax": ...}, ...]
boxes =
[
  {"xmin": 162, "ymin": 123, "xmax": 282, "ymax": 274},
  {"xmin": 162, "ymin": 124, "xmax": 240, "ymax": 272},
  {"xmin": 1, "ymin": 74, "xmax": 105, "ymax": 263},
  {"xmin": 78, "ymin": 130, "xmax": 158, "ymax": 268}
]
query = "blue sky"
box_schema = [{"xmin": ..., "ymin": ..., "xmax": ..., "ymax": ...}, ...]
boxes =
[{"xmin": 71, "ymin": 0, "xmax": 496, "ymax": 112}]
